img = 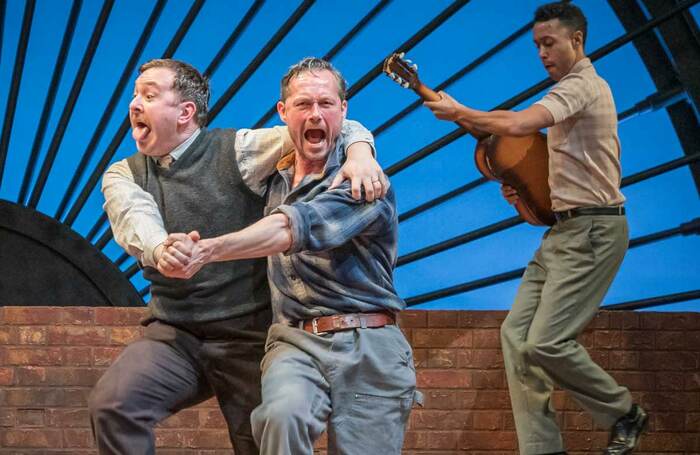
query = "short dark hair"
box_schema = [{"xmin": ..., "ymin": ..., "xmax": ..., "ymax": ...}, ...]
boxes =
[
  {"xmin": 139, "ymin": 58, "xmax": 210, "ymax": 126},
  {"xmin": 534, "ymin": 2, "xmax": 588, "ymax": 45},
  {"xmin": 280, "ymin": 57, "xmax": 347, "ymax": 102}
]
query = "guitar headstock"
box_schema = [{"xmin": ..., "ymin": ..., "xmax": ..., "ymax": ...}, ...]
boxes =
[{"xmin": 382, "ymin": 52, "xmax": 420, "ymax": 90}]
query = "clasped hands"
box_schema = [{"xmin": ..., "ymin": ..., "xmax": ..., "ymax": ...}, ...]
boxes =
[{"xmin": 154, "ymin": 231, "xmax": 210, "ymax": 279}]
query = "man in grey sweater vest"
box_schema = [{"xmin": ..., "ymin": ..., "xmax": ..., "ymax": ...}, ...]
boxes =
[
  {"xmin": 91, "ymin": 59, "xmax": 386, "ymax": 455},
  {"xmin": 160, "ymin": 58, "xmax": 418, "ymax": 455}
]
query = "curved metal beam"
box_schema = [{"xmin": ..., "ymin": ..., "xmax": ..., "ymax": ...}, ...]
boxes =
[
  {"xmin": 19, "ymin": 0, "xmax": 83, "ymax": 205},
  {"xmin": 27, "ymin": 0, "xmax": 115, "ymax": 209},
  {"xmin": 0, "ymin": 0, "xmax": 35, "ymax": 188}
]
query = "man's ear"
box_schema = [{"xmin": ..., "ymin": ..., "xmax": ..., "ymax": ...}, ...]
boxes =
[
  {"xmin": 179, "ymin": 101, "xmax": 197, "ymax": 125},
  {"xmin": 572, "ymin": 30, "xmax": 584, "ymax": 50},
  {"xmin": 341, "ymin": 99, "xmax": 348, "ymax": 120},
  {"xmin": 277, "ymin": 100, "xmax": 287, "ymax": 123}
]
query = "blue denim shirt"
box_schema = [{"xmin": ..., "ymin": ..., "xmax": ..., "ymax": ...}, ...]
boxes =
[{"xmin": 265, "ymin": 138, "xmax": 404, "ymax": 324}]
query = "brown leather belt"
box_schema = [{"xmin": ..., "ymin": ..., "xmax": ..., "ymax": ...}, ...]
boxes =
[{"xmin": 301, "ymin": 312, "xmax": 396, "ymax": 335}]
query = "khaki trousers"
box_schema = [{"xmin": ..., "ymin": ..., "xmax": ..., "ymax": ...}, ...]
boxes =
[{"xmin": 501, "ymin": 215, "xmax": 633, "ymax": 454}]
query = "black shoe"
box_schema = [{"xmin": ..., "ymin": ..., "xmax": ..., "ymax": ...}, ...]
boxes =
[{"xmin": 604, "ymin": 404, "xmax": 648, "ymax": 454}]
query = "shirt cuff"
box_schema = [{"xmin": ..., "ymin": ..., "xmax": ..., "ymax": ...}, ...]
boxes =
[
  {"xmin": 272, "ymin": 204, "xmax": 307, "ymax": 254},
  {"xmin": 534, "ymin": 99, "xmax": 565, "ymax": 124},
  {"xmin": 141, "ymin": 235, "xmax": 167, "ymax": 268}
]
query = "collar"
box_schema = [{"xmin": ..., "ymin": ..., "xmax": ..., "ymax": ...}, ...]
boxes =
[
  {"xmin": 153, "ymin": 128, "xmax": 201, "ymax": 165},
  {"xmin": 568, "ymin": 57, "xmax": 591, "ymax": 75},
  {"xmin": 275, "ymin": 138, "xmax": 344, "ymax": 179}
]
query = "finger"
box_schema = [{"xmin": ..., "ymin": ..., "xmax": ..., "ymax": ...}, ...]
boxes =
[
  {"xmin": 171, "ymin": 240, "xmax": 193, "ymax": 256},
  {"xmin": 188, "ymin": 230, "xmax": 200, "ymax": 242},
  {"xmin": 363, "ymin": 177, "xmax": 375, "ymax": 202},
  {"xmin": 157, "ymin": 258, "xmax": 174, "ymax": 272},
  {"xmin": 351, "ymin": 174, "xmax": 362, "ymax": 200},
  {"xmin": 372, "ymin": 179, "xmax": 383, "ymax": 201},
  {"xmin": 329, "ymin": 171, "xmax": 344, "ymax": 190},
  {"xmin": 162, "ymin": 251, "xmax": 185, "ymax": 269},
  {"xmin": 166, "ymin": 246, "xmax": 190, "ymax": 264},
  {"xmin": 380, "ymin": 173, "xmax": 391, "ymax": 195}
]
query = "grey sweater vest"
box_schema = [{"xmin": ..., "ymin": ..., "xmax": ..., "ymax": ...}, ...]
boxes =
[{"xmin": 127, "ymin": 128, "xmax": 270, "ymax": 324}]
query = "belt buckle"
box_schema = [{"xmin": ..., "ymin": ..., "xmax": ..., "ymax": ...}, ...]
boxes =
[{"xmin": 311, "ymin": 317, "xmax": 327, "ymax": 335}]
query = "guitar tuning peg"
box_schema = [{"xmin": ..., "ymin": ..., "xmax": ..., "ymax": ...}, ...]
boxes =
[
  {"xmin": 405, "ymin": 58, "xmax": 413, "ymax": 64},
  {"xmin": 401, "ymin": 81, "xmax": 410, "ymax": 89},
  {"xmin": 399, "ymin": 52, "xmax": 405, "ymax": 58},
  {"xmin": 411, "ymin": 63, "xmax": 418, "ymax": 71},
  {"xmin": 389, "ymin": 73, "xmax": 397, "ymax": 80},
  {"xmin": 397, "ymin": 76, "xmax": 405, "ymax": 85}
]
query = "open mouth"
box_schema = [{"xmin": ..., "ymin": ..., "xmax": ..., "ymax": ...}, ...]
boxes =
[
  {"xmin": 304, "ymin": 128, "xmax": 326, "ymax": 144},
  {"xmin": 131, "ymin": 120, "xmax": 151, "ymax": 142}
]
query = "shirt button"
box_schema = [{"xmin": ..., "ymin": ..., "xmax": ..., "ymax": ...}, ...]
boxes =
[{"xmin": 290, "ymin": 275, "xmax": 297, "ymax": 281}]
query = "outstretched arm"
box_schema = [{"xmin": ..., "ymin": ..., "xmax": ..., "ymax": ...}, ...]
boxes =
[{"xmin": 424, "ymin": 91, "xmax": 554, "ymax": 137}]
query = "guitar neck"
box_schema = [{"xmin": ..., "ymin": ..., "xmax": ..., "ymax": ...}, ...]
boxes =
[{"xmin": 411, "ymin": 82, "xmax": 488, "ymax": 140}]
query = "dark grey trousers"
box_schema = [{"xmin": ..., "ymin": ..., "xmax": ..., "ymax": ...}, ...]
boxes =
[{"xmin": 89, "ymin": 309, "xmax": 270, "ymax": 455}]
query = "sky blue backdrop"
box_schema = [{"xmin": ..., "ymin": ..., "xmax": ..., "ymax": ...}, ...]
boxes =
[{"xmin": 1, "ymin": 0, "xmax": 698, "ymax": 312}]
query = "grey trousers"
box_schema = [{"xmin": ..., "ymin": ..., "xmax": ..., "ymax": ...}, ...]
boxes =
[
  {"xmin": 251, "ymin": 322, "xmax": 417, "ymax": 455},
  {"xmin": 89, "ymin": 309, "xmax": 269, "ymax": 455},
  {"xmin": 501, "ymin": 215, "xmax": 633, "ymax": 455}
]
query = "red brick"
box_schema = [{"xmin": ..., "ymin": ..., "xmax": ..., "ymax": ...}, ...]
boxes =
[
  {"xmin": 0, "ymin": 326, "xmax": 17, "ymax": 344},
  {"xmin": 109, "ymin": 327, "xmax": 142, "ymax": 345},
  {"xmin": 412, "ymin": 329, "xmax": 472, "ymax": 348},
  {"xmin": 18, "ymin": 327, "xmax": 46, "ymax": 345},
  {"xmin": 46, "ymin": 409, "xmax": 91, "ymax": 428},
  {"xmin": 640, "ymin": 351, "xmax": 698, "ymax": 371},
  {"xmin": 564, "ymin": 411, "xmax": 593, "ymax": 430},
  {"xmin": 655, "ymin": 371, "xmax": 686, "ymax": 391},
  {"xmin": 427, "ymin": 311, "xmax": 458, "ymax": 328},
  {"xmin": 472, "ymin": 329, "xmax": 500, "ymax": 348},
  {"xmin": 5, "ymin": 347, "xmax": 63, "ymax": 366},
  {"xmin": 642, "ymin": 391, "xmax": 700, "ymax": 412},
  {"xmin": 402, "ymin": 430, "xmax": 429, "ymax": 449},
  {"xmin": 588, "ymin": 349, "xmax": 610, "ymax": 369},
  {"xmin": 0, "ymin": 408, "xmax": 16, "ymax": 427},
  {"xmin": 587, "ymin": 311, "xmax": 610, "ymax": 329},
  {"xmin": 3, "ymin": 388, "xmax": 65, "ymax": 406},
  {"xmin": 459, "ymin": 311, "xmax": 504, "ymax": 328},
  {"xmin": 426, "ymin": 349, "xmax": 457, "ymax": 368},
  {"xmin": 417, "ymin": 369, "xmax": 471, "ymax": 389},
  {"xmin": 563, "ymin": 430, "xmax": 607, "ymax": 451},
  {"xmin": 47, "ymin": 326, "xmax": 108, "ymax": 345},
  {"xmin": 653, "ymin": 412, "xmax": 685, "ymax": 432},
  {"xmin": 411, "ymin": 410, "xmax": 473, "ymax": 430},
  {"xmin": 467, "ymin": 349, "xmax": 503, "ymax": 369},
  {"xmin": 608, "ymin": 350, "xmax": 639, "ymax": 370},
  {"xmin": 59, "ymin": 307, "xmax": 95, "ymax": 325},
  {"xmin": 63, "ymin": 347, "xmax": 92, "ymax": 366},
  {"xmin": 16, "ymin": 409, "xmax": 45, "ymax": 427},
  {"xmin": 94, "ymin": 307, "xmax": 146, "ymax": 326},
  {"xmin": 459, "ymin": 430, "xmax": 517, "ymax": 450},
  {"xmin": 609, "ymin": 311, "xmax": 640, "ymax": 329},
  {"xmin": 93, "ymin": 347, "xmax": 124, "ymax": 366},
  {"xmin": 422, "ymin": 390, "xmax": 477, "ymax": 410},
  {"xmin": 686, "ymin": 412, "xmax": 700, "ymax": 432},
  {"xmin": 472, "ymin": 391, "xmax": 511, "ymax": 410},
  {"xmin": 594, "ymin": 330, "xmax": 623, "ymax": 349},
  {"xmin": 611, "ymin": 371, "xmax": 654, "ymax": 391},
  {"xmin": 621, "ymin": 331, "xmax": 655, "ymax": 350},
  {"xmin": 0, "ymin": 366, "xmax": 14, "ymax": 385},
  {"xmin": 1, "ymin": 428, "xmax": 63, "ymax": 447},
  {"xmin": 63, "ymin": 388, "xmax": 92, "ymax": 407},
  {"xmin": 63, "ymin": 428, "xmax": 94, "ymax": 447},
  {"xmin": 472, "ymin": 410, "xmax": 501, "ymax": 430},
  {"xmin": 398, "ymin": 311, "xmax": 427, "ymax": 328},
  {"xmin": 472, "ymin": 370, "xmax": 505, "ymax": 389},
  {"xmin": 159, "ymin": 409, "xmax": 200, "ymax": 428},
  {"xmin": 655, "ymin": 330, "xmax": 690, "ymax": 350},
  {"xmin": 412, "ymin": 348, "xmax": 429, "ymax": 368},
  {"xmin": 687, "ymin": 371, "xmax": 700, "ymax": 390},
  {"xmin": 637, "ymin": 431, "xmax": 687, "ymax": 451},
  {"xmin": 425, "ymin": 430, "xmax": 461, "ymax": 449},
  {"xmin": 1, "ymin": 307, "xmax": 57, "ymax": 325},
  {"xmin": 199, "ymin": 409, "xmax": 227, "ymax": 429}
]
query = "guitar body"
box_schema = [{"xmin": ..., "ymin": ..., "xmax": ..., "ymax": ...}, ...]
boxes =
[
  {"xmin": 382, "ymin": 52, "xmax": 555, "ymax": 226},
  {"xmin": 474, "ymin": 134, "xmax": 555, "ymax": 226}
]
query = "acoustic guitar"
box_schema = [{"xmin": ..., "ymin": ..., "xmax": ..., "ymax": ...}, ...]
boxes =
[{"xmin": 382, "ymin": 52, "xmax": 555, "ymax": 226}]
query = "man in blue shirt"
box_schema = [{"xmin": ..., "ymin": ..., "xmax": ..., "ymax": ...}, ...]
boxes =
[{"xmin": 161, "ymin": 57, "xmax": 418, "ymax": 455}]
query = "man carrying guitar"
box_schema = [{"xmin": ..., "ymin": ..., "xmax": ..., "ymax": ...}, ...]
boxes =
[{"xmin": 424, "ymin": 2, "xmax": 646, "ymax": 455}]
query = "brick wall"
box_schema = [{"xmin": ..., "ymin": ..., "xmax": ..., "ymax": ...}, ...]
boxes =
[{"xmin": 0, "ymin": 307, "xmax": 698, "ymax": 454}]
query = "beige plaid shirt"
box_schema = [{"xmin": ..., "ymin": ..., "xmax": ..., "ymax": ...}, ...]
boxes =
[{"xmin": 535, "ymin": 58, "xmax": 625, "ymax": 211}]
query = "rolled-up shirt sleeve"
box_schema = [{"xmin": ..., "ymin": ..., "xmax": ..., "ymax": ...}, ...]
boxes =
[
  {"xmin": 535, "ymin": 73, "xmax": 597, "ymax": 123},
  {"xmin": 236, "ymin": 120, "xmax": 376, "ymax": 196},
  {"xmin": 272, "ymin": 185, "xmax": 394, "ymax": 254},
  {"xmin": 101, "ymin": 159, "xmax": 167, "ymax": 268}
]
